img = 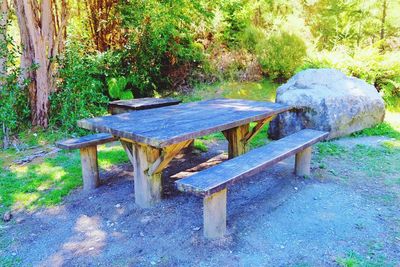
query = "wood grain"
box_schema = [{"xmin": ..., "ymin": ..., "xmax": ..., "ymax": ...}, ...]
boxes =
[
  {"xmin": 176, "ymin": 129, "xmax": 329, "ymax": 196},
  {"xmin": 56, "ymin": 133, "xmax": 117, "ymax": 150},
  {"xmin": 109, "ymin": 97, "xmax": 181, "ymax": 114},
  {"xmin": 78, "ymin": 99, "xmax": 292, "ymax": 148},
  {"xmin": 80, "ymin": 146, "xmax": 99, "ymax": 190},
  {"xmin": 203, "ymin": 188, "xmax": 227, "ymax": 239}
]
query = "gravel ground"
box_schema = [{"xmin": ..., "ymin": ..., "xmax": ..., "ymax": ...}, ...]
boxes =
[{"xmin": 1, "ymin": 139, "xmax": 400, "ymax": 266}]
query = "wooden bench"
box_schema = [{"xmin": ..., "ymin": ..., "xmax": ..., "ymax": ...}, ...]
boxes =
[
  {"xmin": 56, "ymin": 133, "xmax": 117, "ymax": 190},
  {"xmin": 175, "ymin": 129, "xmax": 329, "ymax": 239},
  {"xmin": 57, "ymin": 97, "xmax": 181, "ymax": 191}
]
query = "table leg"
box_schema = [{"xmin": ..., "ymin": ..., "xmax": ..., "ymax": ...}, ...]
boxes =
[
  {"xmin": 121, "ymin": 139, "xmax": 192, "ymax": 208},
  {"xmin": 223, "ymin": 124, "xmax": 250, "ymax": 158},
  {"xmin": 121, "ymin": 140, "xmax": 162, "ymax": 208}
]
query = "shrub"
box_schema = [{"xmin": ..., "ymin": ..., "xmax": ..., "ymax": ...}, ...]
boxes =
[
  {"xmin": 255, "ymin": 31, "xmax": 307, "ymax": 80},
  {"xmin": 0, "ymin": 25, "xmax": 30, "ymax": 148},
  {"xmin": 239, "ymin": 25, "xmax": 265, "ymax": 53},
  {"xmin": 49, "ymin": 43, "xmax": 109, "ymax": 133},
  {"xmin": 118, "ymin": 0, "xmax": 206, "ymax": 94}
]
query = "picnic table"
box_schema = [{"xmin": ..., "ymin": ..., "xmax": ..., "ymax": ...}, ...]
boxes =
[{"xmin": 78, "ymin": 98, "xmax": 291, "ymax": 208}]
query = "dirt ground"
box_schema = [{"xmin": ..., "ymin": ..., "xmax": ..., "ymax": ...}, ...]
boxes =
[{"xmin": 1, "ymin": 138, "xmax": 400, "ymax": 266}]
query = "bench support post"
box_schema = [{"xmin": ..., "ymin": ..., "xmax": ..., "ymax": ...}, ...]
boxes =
[
  {"xmin": 223, "ymin": 124, "xmax": 249, "ymax": 158},
  {"xmin": 80, "ymin": 146, "xmax": 99, "ymax": 190},
  {"xmin": 203, "ymin": 188, "xmax": 227, "ymax": 239},
  {"xmin": 295, "ymin": 147, "xmax": 312, "ymax": 177}
]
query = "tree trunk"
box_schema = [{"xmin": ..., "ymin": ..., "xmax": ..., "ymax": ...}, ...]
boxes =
[
  {"xmin": 1, "ymin": 0, "xmax": 9, "ymax": 149},
  {"xmin": 85, "ymin": 0, "xmax": 124, "ymax": 51},
  {"xmin": 380, "ymin": 0, "xmax": 387, "ymax": 41},
  {"xmin": 14, "ymin": 0, "xmax": 68, "ymax": 128}
]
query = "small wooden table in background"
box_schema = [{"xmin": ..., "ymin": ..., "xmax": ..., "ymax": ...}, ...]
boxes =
[
  {"xmin": 108, "ymin": 97, "xmax": 181, "ymax": 114},
  {"xmin": 78, "ymin": 99, "xmax": 291, "ymax": 208}
]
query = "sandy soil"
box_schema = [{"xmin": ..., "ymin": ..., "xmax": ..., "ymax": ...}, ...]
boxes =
[{"xmin": 1, "ymin": 139, "xmax": 400, "ymax": 266}]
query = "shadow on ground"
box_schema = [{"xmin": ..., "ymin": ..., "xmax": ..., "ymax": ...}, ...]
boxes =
[{"xmin": 1, "ymin": 140, "xmax": 399, "ymax": 266}]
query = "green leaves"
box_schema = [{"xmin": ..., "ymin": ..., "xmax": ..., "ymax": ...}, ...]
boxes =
[{"xmin": 107, "ymin": 77, "xmax": 133, "ymax": 100}]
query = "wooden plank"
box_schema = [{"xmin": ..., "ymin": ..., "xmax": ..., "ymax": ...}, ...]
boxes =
[
  {"xmin": 109, "ymin": 97, "xmax": 181, "ymax": 114},
  {"xmin": 242, "ymin": 116, "xmax": 275, "ymax": 143},
  {"xmin": 80, "ymin": 146, "xmax": 99, "ymax": 190},
  {"xmin": 147, "ymin": 140, "xmax": 192, "ymax": 175},
  {"xmin": 131, "ymin": 142, "xmax": 162, "ymax": 208},
  {"xmin": 78, "ymin": 99, "xmax": 292, "ymax": 148},
  {"xmin": 56, "ymin": 133, "xmax": 117, "ymax": 150},
  {"xmin": 176, "ymin": 129, "xmax": 329, "ymax": 196},
  {"xmin": 203, "ymin": 188, "xmax": 227, "ymax": 239},
  {"xmin": 223, "ymin": 124, "xmax": 249, "ymax": 158},
  {"xmin": 295, "ymin": 147, "xmax": 312, "ymax": 177}
]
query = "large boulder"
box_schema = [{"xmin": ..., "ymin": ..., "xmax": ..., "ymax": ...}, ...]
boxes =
[{"xmin": 268, "ymin": 68, "xmax": 385, "ymax": 140}]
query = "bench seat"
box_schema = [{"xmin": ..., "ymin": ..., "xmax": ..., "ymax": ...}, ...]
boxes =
[
  {"xmin": 56, "ymin": 133, "xmax": 117, "ymax": 150},
  {"xmin": 176, "ymin": 129, "xmax": 328, "ymax": 238},
  {"xmin": 56, "ymin": 133, "xmax": 118, "ymax": 191}
]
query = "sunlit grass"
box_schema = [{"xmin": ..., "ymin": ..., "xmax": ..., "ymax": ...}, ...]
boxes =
[
  {"xmin": 177, "ymin": 78, "xmax": 279, "ymax": 103},
  {"xmin": 0, "ymin": 143, "xmax": 128, "ymax": 214},
  {"xmin": 352, "ymin": 111, "xmax": 400, "ymax": 140}
]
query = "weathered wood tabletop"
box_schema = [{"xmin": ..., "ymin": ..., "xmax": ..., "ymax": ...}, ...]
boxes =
[
  {"xmin": 79, "ymin": 98, "xmax": 291, "ymax": 147},
  {"xmin": 77, "ymin": 98, "xmax": 292, "ymax": 208},
  {"xmin": 108, "ymin": 97, "xmax": 181, "ymax": 114}
]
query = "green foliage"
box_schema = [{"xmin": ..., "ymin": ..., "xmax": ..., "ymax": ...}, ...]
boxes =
[
  {"xmin": 316, "ymin": 142, "xmax": 347, "ymax": 157},
  {"xmin": 193, "ymin": 139, "xmax": 208, "ymax": 152},
  {"xmin": 117, "ymin": 0, "xmax": 207, "ymax": 94},
  {"xmin": 352, "ymin": 122, "xmax": 400, "ymax": 140},
  {"xmin": 49, "ymin": 42, "xmax": 109, "ymax": 133},
  {"xmin": 239, "ymin": 25, "xmax": 265, "ymax": 53},
  {"xmin": 255, "ymin": 31, "xmax": 307, "ymax": 79},
  {"xmin": 0, "ymin": 23, "xmax": 30, "ymax": 143},
  {"xmin": 107, "ymin": 77, "xmax": 133, "ymax": 100}
]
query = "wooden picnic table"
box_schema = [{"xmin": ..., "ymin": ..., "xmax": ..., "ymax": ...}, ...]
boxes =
[{"xmin": 78, "ymin": 98, "xmax": 291, "ymax": 208}]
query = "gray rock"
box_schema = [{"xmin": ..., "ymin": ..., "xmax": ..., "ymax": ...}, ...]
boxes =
[
  {"xmin": 2, "ymin": 211, "xmax": 12, "ymax": 222},
  {"xmin": 268, "ymin": 69, "xmax": 385, "ymax": 140}
]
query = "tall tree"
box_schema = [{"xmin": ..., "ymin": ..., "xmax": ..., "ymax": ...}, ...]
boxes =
[
  {"xmin": 380, "ymin": 0, "xmax": 387, "ymax": 41},
  {"xmin": 0, "ymin": 0, "xmax": 9, "ymax": 147},
  {"xmin": 14, "ymin": 0, "xmax": 68, "ymax": 127},
  {"xmin": 85, "ymin": 0, "xmax": 123, "ymax": 52}
]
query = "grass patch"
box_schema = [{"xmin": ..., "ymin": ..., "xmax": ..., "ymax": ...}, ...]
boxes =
[
  {"xmin": 336, "ymin": 251, "xmax": 394, "ymax": 267},
  {"xmin": 176, "ymin": 78, "xmax": 279, "ymax": 103},
  {"xmin": 0, "ymin": 143, "xmax": 128, "ymax": 214},
  {"xmin": 193, "ymin": 139, "xmax": 208, "ymax": 152},
  {"xmin": 316, "ymin": 142, "xmax": 347, "ymax": 158},
  {"xmin": 352, "ymin": 122, "xmax": 400, "ymax": 140}
]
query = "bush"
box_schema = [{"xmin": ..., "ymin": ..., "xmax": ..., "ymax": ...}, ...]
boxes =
[
  {"xmin": 118, "ymin": 0, "xmax": 206, "ymax": 94},
  {"xmin": 255, "ymin": 31, "xmax": 307, "ymax": 80},
  {"xmin": 239, "ymin": 25, "xmax": 265, "ymax": 53},
  {"xmin": 49, "ymin": 43, "xmax": 109, "ymax": 133},
  {"xmin": 0, "ymin": 26, "xmax": 30, "ymax": 148}
]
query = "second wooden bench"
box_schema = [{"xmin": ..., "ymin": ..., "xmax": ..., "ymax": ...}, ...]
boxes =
[{"xmin": 176, "ymin": 129, "xmax": 328, "ymax": 239}]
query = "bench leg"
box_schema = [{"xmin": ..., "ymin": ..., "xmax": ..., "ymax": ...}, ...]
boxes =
[
  {"xmin": 80, "ymin": 146, "xmax": 99, "ymax": 190},
  {"xmin": 132, "ymin": 143, "xmax": 162, "ymax": 208},
  {"xmin": 203, "ymin": 188, "xmax": 227, "ymax": 239},
  {"xmin": 295, "ymin": 147, "xmax": 312, "ymax": 177}
]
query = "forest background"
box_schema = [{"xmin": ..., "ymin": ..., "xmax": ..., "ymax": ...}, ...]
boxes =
[{"xmin": 0, "ymin": 0, "xmax": 399, "ymax": 148}]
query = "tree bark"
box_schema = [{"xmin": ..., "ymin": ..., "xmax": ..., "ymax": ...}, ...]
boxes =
[
  {"xmin": 85, "ymin": 0, "xmax": 124, "ymax": 51},
  {"xmin": 1, "ymin": 0, "xmax": 9, "ymax": 149},
  {"xmin": 14, "ymin": 0, "xmax": 68, "ymax": 128},
  {"xmin": 380, "ymin": 0, "xmax": 387, "ymax": 41}
]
